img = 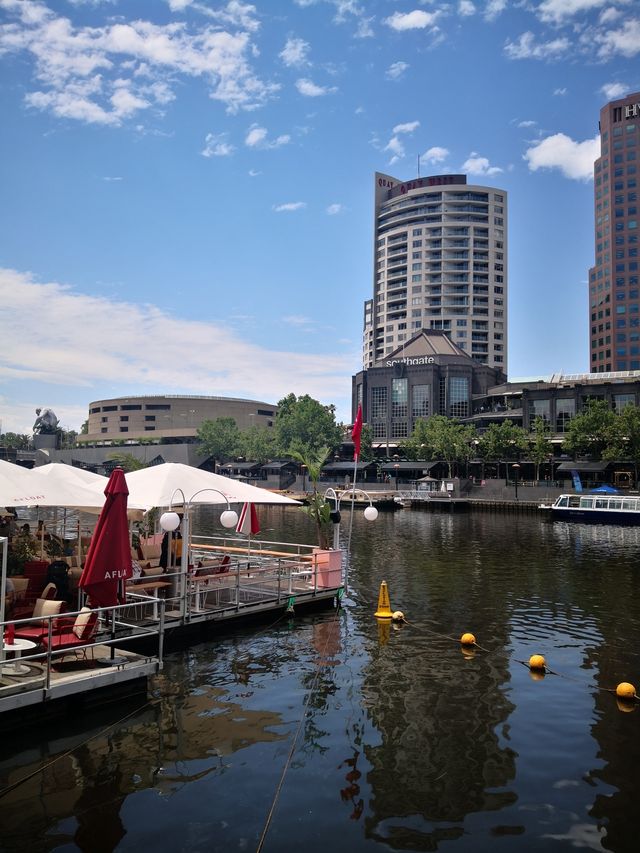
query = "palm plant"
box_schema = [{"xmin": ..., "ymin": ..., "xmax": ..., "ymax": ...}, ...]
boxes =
[{"xmin": 290, "ymin": 447, "xmax": 332, "ymax": 549}]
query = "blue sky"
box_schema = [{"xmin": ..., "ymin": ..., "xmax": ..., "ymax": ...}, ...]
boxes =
[{"xmin": 0, "ymin": 0, "xmax": 639, "ymax": 434}]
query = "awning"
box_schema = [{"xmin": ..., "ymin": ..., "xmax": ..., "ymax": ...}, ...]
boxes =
[
  {"xmin": 380, "ymin": 461, "xmax": 438, "ymax": 472},
  {"xmin": 321, "ymin": 461, "xmax": 373, "ymax": 472},
  {"xmin": 556, "ymin": 461, "xmax": 608, "ymax": 473}
]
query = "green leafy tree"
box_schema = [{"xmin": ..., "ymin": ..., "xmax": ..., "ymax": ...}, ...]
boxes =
[
  {"xmin": 197, "ymin": 417, "xmax": 241, "ymax": 467},
  {"xmin": 80, "ymin": 419, "xmax": 89, "ymax": 434},
  {"xmin": 59, "ymin": 428, "xmax": 78, "ymax": 449},
  {"xmin": 274, "ymin": 393, "xmax": 342, "ymax": 457},
  {"xmin": 236, "ymin": 425, "xmax": 277, "ymax": 464},
  {"xmin": 290, "ymin": 446, "xmax": 332, "ymax": 548},
  {"xmin": 403, "ymin": 416, "xmax": 476, "ymax": 478},
  {"xmin": 563, "ymin": 399, "xmax": 618, "ymax": 460},
  {"xmin": 359, "ymin": 424, "xmax": 374, "ymax": 463},
  {"xmin": 108, "ymin": 452, "xmax": 147, "ymax": 472},
  {"xmin": 1, "ymin": 432, "xmax": 31, "ymax": 449},
  {"xmin": 604, "ymin": 403, "xmax": 640, "ymax": 482},
  {"xmin": 478, "ymin": 421, "xmax": 528, "ymax": 480},
  {"xmin": 529, "ymin": 416, "xmax": 552, "ymax": 482}
]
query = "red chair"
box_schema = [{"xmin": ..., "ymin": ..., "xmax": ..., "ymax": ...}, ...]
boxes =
[{"xmin": 41, "ymin": 607, "xmax": 99, "ymax": 661}]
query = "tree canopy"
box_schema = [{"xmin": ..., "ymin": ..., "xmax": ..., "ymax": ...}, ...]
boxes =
[
  {"xmin": 562, "ymin": 399, "xmax": 618, "ymax": 459},
  {"xmin": 402, "ymin": 416, "xmax": 477, "ymax": 477},
  {"xmin": 197, "ymin": 417, "xmax": 241, "ymax": 463},
  {"xmin": 274, "ymin": 393, "xmax": 342, "ymax": 457}
]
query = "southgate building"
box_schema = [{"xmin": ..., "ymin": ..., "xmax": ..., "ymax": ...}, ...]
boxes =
[
  {"xmin": 363, "ymin": 172, "xmax": 508, "ymax": 373},
  {"xmin": 590, "ymin": 90, "xmax": 640, "ymax": 372}
]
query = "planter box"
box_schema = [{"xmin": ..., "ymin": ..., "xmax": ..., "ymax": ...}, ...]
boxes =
[{"xmin": 312, "ymin": 548, "xmax": 343, "ymax": 589}]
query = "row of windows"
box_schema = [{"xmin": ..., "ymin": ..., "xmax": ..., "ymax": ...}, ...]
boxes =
[{"xmin": 90, "ymin": 403, "xmax": 172, "ymax": 414}]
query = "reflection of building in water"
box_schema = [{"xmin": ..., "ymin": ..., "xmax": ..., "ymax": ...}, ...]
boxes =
[
  {"xmin": 0, "ymin": 675, "xmax": 286, "ymax": 850},
  {"xmin": 357, "ymin": 613, "xmax": 516, "ymax": 847}
]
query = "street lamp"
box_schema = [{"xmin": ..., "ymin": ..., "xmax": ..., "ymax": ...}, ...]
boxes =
[
  {"xmin": 301, "ymin": 464, "xmax": 307, "ymax": 494},
  {"xmin": 160, "ymin": 488, "xmax": 239, "ymax": 618},
  {"xmin": 324, "ymin": 487, "xmax": 378, "ymax": 594},
  {"xmin": 512, "ymin": 463, "xmax": 521, "ymax": 501},
  {"xmin": 393, "ymin": 463, "xmax": 400, "ymax": 491}
]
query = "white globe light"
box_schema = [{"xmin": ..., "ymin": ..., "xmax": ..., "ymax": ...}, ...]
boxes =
[
  {"xmin": 220, "ymin": 509, "xmax": 239, "ymax": 529},
  {"xmin": 364, "ymin": 506, "xmax": 378, "ymax": 522},
  {"xmin": 160, "ymin": 511, "xmax": 181, "ymax": 532}
]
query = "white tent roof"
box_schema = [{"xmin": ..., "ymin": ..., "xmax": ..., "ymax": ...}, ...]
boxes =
[
  {"xmin": 119, "ymin": 463, "xmax": 300, "ymax": 510},
  {"xmin": 0, "ymin": 460, "xmax": 114, "ymax": 509}
]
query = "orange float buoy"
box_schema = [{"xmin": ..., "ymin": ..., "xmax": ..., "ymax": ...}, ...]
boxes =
[
  {"xmin": 529, "ymin": 654, "xmax": 546, "ymax": 671},
  {"xmin": 616, "ymin": 682, "xmax": 637, "ymax": 701},
  {"xmin": 460, "ymin": 632, "xmax": 476, "ymax": 646}
]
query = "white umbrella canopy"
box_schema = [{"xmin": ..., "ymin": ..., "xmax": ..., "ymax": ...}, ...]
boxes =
[
  {"xmin": 0, "ymin": 459, "xmax": 129, "ymax": 510},
  {"xmin": 0, "ymin": 460, "xmax": 36, "ymax": 507},
  {"xmin": 120, "ymin": 463, "xmax": 300, "ymax": 510}
]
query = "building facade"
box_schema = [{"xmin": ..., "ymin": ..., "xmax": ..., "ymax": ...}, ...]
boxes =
[
  {"xmin": 364, "ymin": 172, "xmax": 508, "ymax": 372},
  {"xmin": 353, "ymin": 329, "xmax": 505, "ymax": 446},
  {"xmin": 79, "ymin": 395, "xmax": 276, "ymax": 444},
  {"xmin": 590, "ymin": 91, "xmax": 640, "ymax": 372}
]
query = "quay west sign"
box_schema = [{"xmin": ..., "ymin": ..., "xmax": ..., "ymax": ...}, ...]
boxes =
[{"xmin": 386, "ymin": 356, "xmax": 436, "ymax": 367}]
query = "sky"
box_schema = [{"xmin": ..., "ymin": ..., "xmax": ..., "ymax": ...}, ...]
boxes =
[{"xmin": 0, "ymin": 0, "xmax": 639, "ymax": 435}]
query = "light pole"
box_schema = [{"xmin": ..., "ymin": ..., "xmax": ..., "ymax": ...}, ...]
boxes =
[
  {"xmin": 393, "ymin": 463, "xmax": 400, "ymax": 491},
  {"xmin": 512, "ymin": 463, "xmax": 521, "ymax": 501},
  {"xmin": 301, "ymin": 464, "xmax": 307, "ymax": 494},
  {"xmin": 160, "ymin": 488, "xmax": 239, "ymax": 619},
  {"xmin": 324, "ymin": 487, "xmax": 379, "ymax": 593}
]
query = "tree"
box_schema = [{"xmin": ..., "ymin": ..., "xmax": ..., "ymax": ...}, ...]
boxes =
[
  {"xmin": 107, "ymin": 452, "xmax": 147, "ymax": 472},
  {"xmin": 604, "ymin": 403, "xmax": 640, "ymax": 481},
  {"xmin": 236, "ymin": 425, "xmax": 277, "ymax": 464},
  {"xmin": 0, "ymin": 432, "xmax": 31, "ymax": 449},
  {"xmin": 197, "ymin": 417, "xmax": 241, "ymax": 467},
  {"xmin": 477, "ymin": 421, "xmax": 528, "ymax": 480},
  {"xmin": 529, "ymin": 416, "xmax": 552, "ymax": 482},
  {"xmin": 274, "ymin": 393, "xmax": 342, "ymax": 457},
  {"xmin": 563, "ymin": 399, "xmax": 618, "ymax": 459},
  {"xmin": 80, "ymin": 420, "xmax": 89, "ymax": 434},
  {"xmin": 403, "ymin": 416, "xmax": 476, "ymax": 478},
  {"xmin": 359, "ymin": 424, "xmax": 374, "ymax": 463},
  {"xmin": 290, "ymin": 446, "xmax": 332, "ymax": 548}
]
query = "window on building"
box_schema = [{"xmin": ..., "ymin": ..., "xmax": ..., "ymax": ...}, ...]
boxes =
[
  {"xmin": 555, "ymin": 398, "xmax": 575, "ymax": 433},
  {"xmin": 614, "ymin": 394, "xmax": 635, "ymax": 410},
  {"xmin": 412, "ymin": 385, "xmax": 430, "ymax": 419},
  {"xmin": 392, "ymin": 378, "xmax": 408, "ymax": 417},
  {"xmin": 449, "ymin": 377, "xmax": 469, "ymax": 418},
  {"xmin": 371, "ymin": 387, "xmax": 388, "ymax": 420},
  {"xmin": 528, "ymin": 399, "xmax": 550, "ymax": 426}
]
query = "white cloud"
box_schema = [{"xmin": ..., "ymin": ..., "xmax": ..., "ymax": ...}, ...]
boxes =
[
  {"xmin": 504, "ymin": 31, "xmax": 571, "ymax": 60},
  {"xmin": 600, "ymin": 82, "xmax": 629, "ymax": 100},
  {"xmin": 461, "ymin": 153, "xmax": 503, "ymax": 176},
  {"xmin": 386, "ymin": 61, "xmax": 409, "ymax": 80},
  {"xmin": 0, "ymin": 268, "xmax": 351, "ymax": 433},
  {"xmin": 385, "ymin": 136, "xmax": 405, "ymax": 160},
  {"xmin": 248, "ymin": 168, "xmax": 261, "ymax": 176},
  {"xmin": 272, "ymin": 201, "xmax": 307, "ymax": 211},
  {"xmin": 245, "ymin": 124, "xmax": 290, "ymax": 148},
  {"xmin": 279, "ymin": 36, "xmax": 310, "ymax": 67},
  {"xmin": 201, "ymin": 132, "xmax": 234, "ymax": 157},
  {"xmin": 295, "ymin": 78, "xmax": 336, "ymax": 96},
  {"xmin": 524, "ymin": 132, "xmax": 599, "ymax": 181},
  {"xmin": 538, "ymin": 0, "xmax": 610, "ymax": 25},
  {"xmin": 554, "ymin": 87, "xmax": 568, "ymax": 95},
  {"xmin": 393, "ymin": 121, "xmax": 420, "ymax": 135},
  {"xmin": 599, "ymin": 7, "xmax": 623, "ymax": 24},
  {"xmin": 0, "ymin": 2, "xmax": 277, "ymax": 124},
  {"xmin": 595, "ymin": 18, "xmax": 640, "ymax": 59},
  {"xmin": 384, "ymin": 11, "xmax": 439, "ymax": 31},
  {"xmin": 422, "ymin": 146, "xmax": 449, "ymax": 164},
  {"xmin": 517, "ymin": 119, "xmax": 537, "ymax": 127},
  {"xmin": 458, "ymin": 1, "xmax": 476, "ymax": 16},
  {"xmin": 103, "ymin": 175, "xmax": 123, "ymax": 181},
  {"xmin": 484, "ymin": 0, "xmax": 507, "ymax": 20},
  {"xmin": 326, "ymin": 203, "xmax": 344, "ymax": 215},
  {"xmin": 282, "ymin": 314, "xmax": 314, "ymax": 327}
]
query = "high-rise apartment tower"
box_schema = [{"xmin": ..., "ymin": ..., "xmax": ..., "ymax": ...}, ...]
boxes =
[
  {"xmin": 590, "ymin": 91, "xmax": 640, "ymax": 372},
  {"xmin": 363, "ymin": 172, "xmax": 508, "ymax": 371}
]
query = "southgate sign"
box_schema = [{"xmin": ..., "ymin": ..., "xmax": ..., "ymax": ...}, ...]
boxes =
[{"xmin": 386, "ymin": 356, "xmax": 436, "ymax": 367}]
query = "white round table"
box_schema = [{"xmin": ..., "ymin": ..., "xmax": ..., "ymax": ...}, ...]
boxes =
[{"xmin": 1, "ymin": 638, "xmax": 37, "ymax": 675}]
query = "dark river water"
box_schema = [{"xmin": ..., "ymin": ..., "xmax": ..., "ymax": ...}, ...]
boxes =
[{"xmin": 2, "ymin": 507, "xmax": 640, "ymax": 853}]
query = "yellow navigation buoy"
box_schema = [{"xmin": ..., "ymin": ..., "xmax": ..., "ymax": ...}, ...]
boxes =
[
  {"xmin": 615, "ymin": 682, "xmax": 637, "ymax": 701},
  {"xmin": 392, "ymin": 610, "xmax": 405, "ymax": 622},
  {"xmin": 529, "ymin": 654, "xmax": 546, "ymax": 671},
  {"xmin": 460, "ymin": 632, "xmax": 476, "ymax": 646},
  {"xmin": 374, "ymin": 580, "xmax": 393, "ymax": 619}
]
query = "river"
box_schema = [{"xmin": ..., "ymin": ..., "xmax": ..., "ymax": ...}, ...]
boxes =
[{"xmin": 1, "ymin": 506, "xmax": 640, "ymax": 852}]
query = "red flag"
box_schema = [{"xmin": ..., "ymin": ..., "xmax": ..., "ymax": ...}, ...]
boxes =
[{"xmin": 351, "ymin": 404, "xmax": 363, "ymax": 461}]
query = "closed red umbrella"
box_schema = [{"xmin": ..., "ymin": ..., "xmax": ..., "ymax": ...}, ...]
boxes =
[
  {"xmin": 79, "ymin": 468, "xmax": 132, "ymax": 608},
  {"xmin": 236, "ymin": 502, "xmax": 260, "ymax": 536}
]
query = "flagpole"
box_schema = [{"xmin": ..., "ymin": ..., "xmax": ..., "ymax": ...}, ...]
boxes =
[{"xmin": 346, "ymin": 404, "xmax": 363, "ymax": 594}]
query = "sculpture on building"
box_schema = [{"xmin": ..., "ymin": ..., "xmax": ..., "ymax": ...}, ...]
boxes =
[{"xmin": 32, "ymin": 407, "xmax": 60, "ymax": 435}]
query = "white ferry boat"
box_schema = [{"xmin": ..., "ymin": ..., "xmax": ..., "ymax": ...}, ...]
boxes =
[{"xmin": 541, "ymin": 493, "xmax": 640, "ymax": 525}]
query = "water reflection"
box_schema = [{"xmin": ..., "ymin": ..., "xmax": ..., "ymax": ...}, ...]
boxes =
[{"xmin": 1, "ymin": 508, "xmax": 640, "ymax": 852}]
